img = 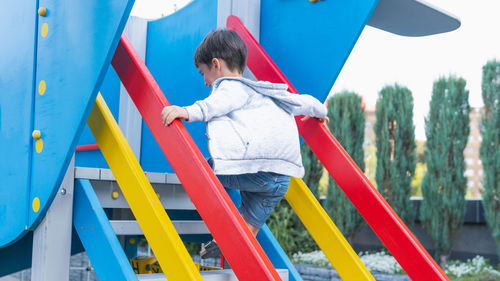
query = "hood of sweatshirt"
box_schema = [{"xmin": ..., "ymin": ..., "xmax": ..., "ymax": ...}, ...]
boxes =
[{"xmin": 212, "ymin": 77, "xmax": 303, "ymax": 114}]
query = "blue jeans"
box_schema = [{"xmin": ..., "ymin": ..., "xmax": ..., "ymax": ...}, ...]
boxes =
[{"xmin": 208, "ymin": 159, "xmax": 290, "ymax": 228}]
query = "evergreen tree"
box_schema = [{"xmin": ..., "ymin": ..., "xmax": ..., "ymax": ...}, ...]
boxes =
[
  {"xmin": 421, "ymin": 76, "xmax": 470, "ymax": 268},
  {"xmin": 324, "ymin": 91, "xmax": 365, "ymax": 242},
  {"xmin": 301, "ymin": 143, "xmax": 323, "ymax": 199},
  {"xmin": 480, "ymin": 60, "xmax": 500, "ymax": 258},
  {"xmin": 374, "ymin": 84, "xmax": 416, "ymax": 225}
]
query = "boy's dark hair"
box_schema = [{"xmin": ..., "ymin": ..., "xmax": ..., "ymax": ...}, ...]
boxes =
[{"xmin": 194, "ymin": 29, "xmax": 247, "ymax": 73}]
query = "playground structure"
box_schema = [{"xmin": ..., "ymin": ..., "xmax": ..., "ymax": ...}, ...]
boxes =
[{"xmin": 0, "ymin": 0, "xmax": 461, "ymax": 280}]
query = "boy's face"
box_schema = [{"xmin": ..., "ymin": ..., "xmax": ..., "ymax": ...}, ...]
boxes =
[
  {"xmin": 197, "ymin": 61, "xmax": 221, "ymax": 88},
  {"xmin": 197, "ymin": 58, "xmax": 242, "ymax": 88}
]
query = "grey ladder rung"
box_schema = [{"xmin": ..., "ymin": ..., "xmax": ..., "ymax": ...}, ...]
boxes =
[
  {"xmin": 85, "ymin": 177, "xmax": 195, "ymax": 210},
  {"xmin": 74, "ymin": 167, "xmax": 181, "ymax": 184},
  {"xmin": 75, "ymin": 167, "xmax": 196, "ymax": 210},
  {"xmin": 110, "ymin": 220, "xmax": 210, "ymax": 235},
  {"xmin": 137, "ymin": 269, "xmax": 289, "ymax": 281}
]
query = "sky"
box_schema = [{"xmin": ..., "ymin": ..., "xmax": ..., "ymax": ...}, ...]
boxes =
[{"xmin": 131, "ymin": 0, "xmax": 500, "ymax": 140}]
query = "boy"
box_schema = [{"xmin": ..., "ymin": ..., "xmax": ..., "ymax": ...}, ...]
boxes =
[{"xmin": 161, "ymin": 29, "xmax": 328, "ymax": 258}]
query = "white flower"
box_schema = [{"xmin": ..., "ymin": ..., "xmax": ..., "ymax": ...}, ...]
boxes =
[
  {"xmin": 358, "ymin": 251, "xmax": 402, "ymax": 274},
  {"xmin": 293, "ymin": 251, "xmax": 500, "ymax": 278},
  {"xmin": 292, "ymin": 250, "xmax": 403, "ymax": 274},
  {"xmin": 445, "ymin": 256, "xmax": 500, "ymax": 278}
]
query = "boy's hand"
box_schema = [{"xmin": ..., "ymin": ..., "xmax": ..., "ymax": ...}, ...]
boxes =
[
  {"xmin": 161, "ymin": 106, "xmax": 189, "ymax": 126},
  {"xmin": 301, "ymin": 115, "xmax": 330, "ymax": 125}
]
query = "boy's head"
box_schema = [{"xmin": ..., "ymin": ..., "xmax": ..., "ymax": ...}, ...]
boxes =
[{"xmin": 194, "ymin": 29, "xmax": 247, "ymax": 87}]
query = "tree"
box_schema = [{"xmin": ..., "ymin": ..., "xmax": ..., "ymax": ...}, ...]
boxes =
[
  {"xmin": 374, "ymin": 84, "xmax": 416, "ymax": 225},
  {"xmin": 480, "ymin": 60, "xmax": 500, "ymax": 258},
  {"xmin": 301, "ymin": 143, "xmax": 323, "ymax": 199},
  {"xmin": 324, "ymin": 91, "xmax": 365, "ymax": 242},
  {"xmin": 421, "ymin": 76, "xmax": 470, "ymax": 268}
]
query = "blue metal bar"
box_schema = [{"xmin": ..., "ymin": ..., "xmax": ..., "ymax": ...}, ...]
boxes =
[
  {"xmin": 73, "ymin": 179, "xmax": 137, "ymax": 281},
  {"xmin": 257, "ymin": 225, "xmax": 303, "ymax": 281}
]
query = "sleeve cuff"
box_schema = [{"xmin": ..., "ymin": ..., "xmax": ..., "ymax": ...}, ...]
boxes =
[
  {"xmin": 184, "ymin": 104, "xmax": 204, "ymax": 122},
  {"xmin": 318, "ymin": 104, "xmax": 328, "ymax": 117}
]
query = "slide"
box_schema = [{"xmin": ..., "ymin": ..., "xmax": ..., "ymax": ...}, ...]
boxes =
[{"xmin": 227, "ymin": 15, "xmax": 448, "ymax": 281}]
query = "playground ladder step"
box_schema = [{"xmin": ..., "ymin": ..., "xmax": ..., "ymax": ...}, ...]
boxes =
[
  {"xmin": 75, "ymin": 167, "xmax": 180, "ymax": 183},
  {"xmin": 111, "ymin": 220, "xmax": 209, "ymax": 235},
  {"xmin": 137, "ymin": 269, "xmax": 289, "ymax": 281},
  {"xmin": 75, "ymin": 167, "xmax": 195, "ymax": 210}
]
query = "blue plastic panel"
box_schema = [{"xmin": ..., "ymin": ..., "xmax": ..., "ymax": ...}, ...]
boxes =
[
  {"xmin": 0, "ymin": 227, "xmax": 85, "ymax": 277},
  {"xmin": 27, "ymin": 0, "xmax": 134, "ymax": 232},
  {"xmin": 140, "ymin": 0, "xmax": 216, "ymax": 172},
  {"xmin": 260, "ymin": 0, "xmax": 379, "ymax": 102},
  {"xmin": 74, "ymin": 179, "xmax": 138, "ymax": 281},
  {"xmin": 0, "ymin": 232, "xmax": 33, "ymax": 277},
  {"xmin": 0, "ymin": 0, "xmax": 38, "ymax": 247}
]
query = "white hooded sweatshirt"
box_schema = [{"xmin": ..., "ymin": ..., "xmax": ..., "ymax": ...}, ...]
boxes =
[{"xmin": 184, "ymin": 77, "xmax": 327, "ymax": 178}]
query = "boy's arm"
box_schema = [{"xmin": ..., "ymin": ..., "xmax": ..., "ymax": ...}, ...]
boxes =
[
  {"xmin": 290, "ymin": 94, "xmax": 328, "ymax": 118},
  {"xmin": 184, "ymin": 82, "xmax": 250, "ymax": 122}
]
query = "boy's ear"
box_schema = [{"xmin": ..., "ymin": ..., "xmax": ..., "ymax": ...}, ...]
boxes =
[{"xmin": 212, "ymin": 58, "xmax": 221, "ymax": 71}]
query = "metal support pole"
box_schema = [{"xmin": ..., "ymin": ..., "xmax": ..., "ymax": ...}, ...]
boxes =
[
  {"xmin": 31, "ymin": 155, "xmax": 75, "ymax": 281},
  {"xmin": 118, "ymin": 16, "xmax": 148, "ymax": 160}
]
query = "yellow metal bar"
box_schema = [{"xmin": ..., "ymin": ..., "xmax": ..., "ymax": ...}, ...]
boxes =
[
  {"xmin": 285, "ymin": 178, "xmax": 375, "ymax": 281},
  {"xmin": 87, "ymin": 94, "xmax": 202, "ymax": 281}
]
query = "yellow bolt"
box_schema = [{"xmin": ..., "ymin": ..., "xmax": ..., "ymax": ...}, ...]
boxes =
[
  {"xmin": 111, "ymin": 190, "xmax": 119, "ymax": 199},
  {"xmin": 129, "ymin": 237, "xmax": 136, "ymax": 244},
  {"xmin": 32, "ymin": 197, "xmax": 40, "ymax": 212},
  {"xmin": 38, "ymin": 7, "xmax": 47, "ymax": 17},
  {"xmin": 35, "ymin": 139, "xmax": 43, "ymax": 153},
  {"xmin": 32, "ymin": 130, "xmax": 41, "ymax": 139},
  {"xmin": 38, "ymin": 80, "xmax": 46, "ymax": 95},
  {"xmin": 41, "ymin": 23, "xmax": 48, "ymax": 37}
]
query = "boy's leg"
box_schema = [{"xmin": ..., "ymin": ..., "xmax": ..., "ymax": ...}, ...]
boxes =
[
  {"xmin": 199, "ymin": 170, "xmax": 243, "ymax": 258},
  {"xmin": 213, "ymin": 174, "xmax": 257, "ymax": 234},
  {"xmin": 201, "ymin": 161, "xmax": 289, "ymax": 257},
  {"xmin": 233, "ymin": 172, "xmax": 290, "ymax": 235},
  {"xmin": 244, "ymin": 220, "xmax": 260, "ymax": 236},
  {"xmin": 213, "ymin": 172, "xmax": 290, "ymax": 236},
  {"xmin": 206, "ymin": 158, "xmax": 255, "ymax": 231}
]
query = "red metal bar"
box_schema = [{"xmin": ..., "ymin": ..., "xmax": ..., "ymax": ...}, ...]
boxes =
[
  {"xmin": 111, "ymin": 35, "xmax": 281, "ymax": 281},
  {"xmin": 227, "ymin": 15, "xmax": 449, "ymax": 281},
  {"xmin": 76, "ymin": 144, "xmax": 99, "ymax": 152}
]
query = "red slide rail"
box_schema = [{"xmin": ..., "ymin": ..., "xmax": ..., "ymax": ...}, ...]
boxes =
[
  {"xmin": 227, "ymin": 15, "xmax": 448, "ymax": 281},
  {"xmin": 111, "ymin": 35, "xmax": 282, "ymax": 281},
  {"xmin": 76, "ymin": 144, "xmax": 99, "ymax": 152}
]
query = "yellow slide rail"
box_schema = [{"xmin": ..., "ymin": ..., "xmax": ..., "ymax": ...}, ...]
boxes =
[
  {"xmin": 286, "ymin": 178, "xmax": 375, "ymax": 281},
  {"xmin": 87, "ymin": 93, "xmax": 203, "ymax": 281}
]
